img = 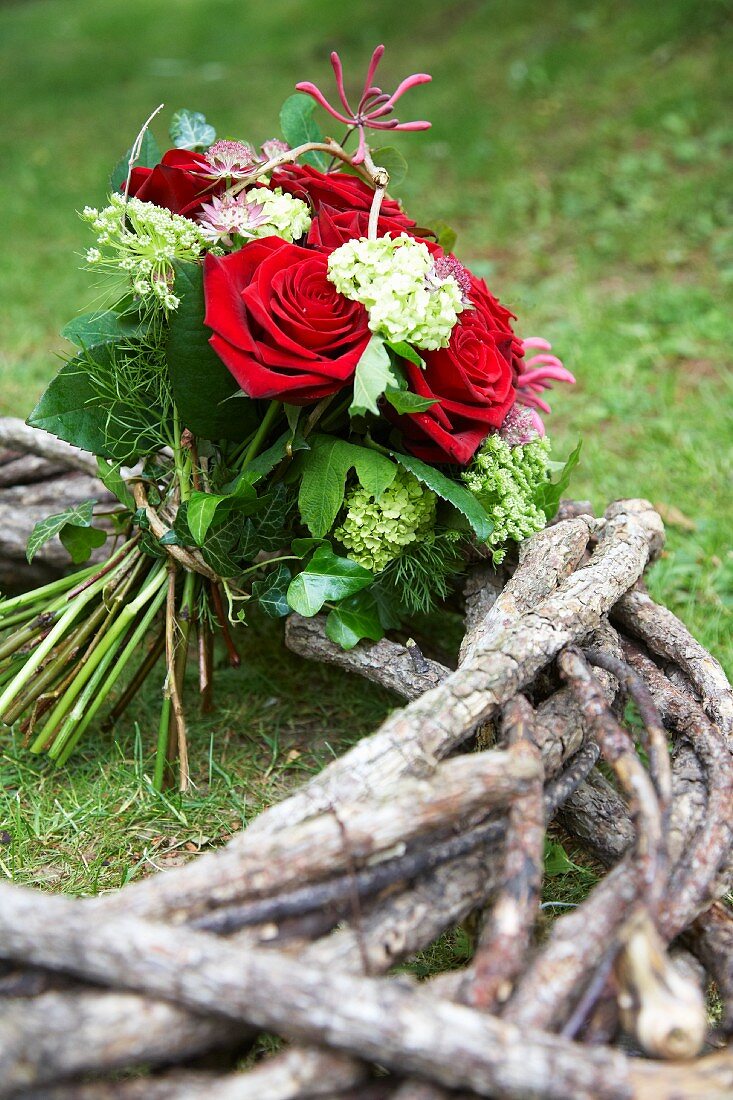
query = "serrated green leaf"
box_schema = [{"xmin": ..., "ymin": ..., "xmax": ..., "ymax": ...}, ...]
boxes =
[
  {"xmin": 252, "ymin": 563, "xmax": 292, "ymax": 618},
  {"xmin": 325, "ymin": 590, "xmax": 384, "ymax": 650},
  {"xmin": 350, "ymin": 335, "xmax": 399, "ymax": 418},
  {"xmin": 169, "ymin": 109, "xmax": 216, "ymax": 151},
  {"xmin": 110, "ymin": 130, "xmax": 161, "ymax": 192},
  {"xmin": 166, "ymin": 261, "xmax": 259, "ymax": 442},
  {"xmin": 534, "ymin": 440, "xmax": 582, "ymax": 520},
  {"xmin": 391, "ymin": 451, "xmax": 494, "ymax": 542},
  {"xmin": 27, "ymin": 501, "xmax": 96, "ymax": 563},
  {"xmin": 298, "ymin": 435, "xmax": 397, "ymax": 538},
  {"xmin": 384, "ymin": 389, "xmax": 439, "ymax": 414},
  {"xmin": 279, "ymin": 94, "xmax": 328, "ymax": 170},
  {"xmin": 28, "ymin": 350, "xmax": 159, "ymax": 462},
  {"xmin": 287, "ymin": 544, "xmax": 373, "ymax": 617},
  {"xmin": 432, "ymin": 220, "xmax": 458, "ymax": 254},
  {"xmin": 385, "ymin": 340, "xmax": 425, "ymax": 369},
  {"xmin": 59, "ymin": 524, "xmax": 107, "ymax": 564},
  {"xmin": 62, "ymin": 311, "xmax": 140, "ymax": 349},
  {"xmin": 96, "ymin": 458, "xmax": 135, "ymax": 510},
  {"xmin": 369, "ymin": 146, "xmax": 408, "ymax": 188}
]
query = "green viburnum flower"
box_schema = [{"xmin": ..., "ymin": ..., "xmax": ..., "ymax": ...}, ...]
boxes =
[
  {"xmin": 82, "ymin": 194, "xmax": 209, "ymax": 310},
  {"xmin": 326, "ymin": 235, "xmax": 465, "ymax": 350},
  {"xmin": 462, "ymin": 432, "xmax": 551, "ymax": 563},
  {"xmin": 335, "ymin": 468, "xmax": 437, "ymax": 573}
]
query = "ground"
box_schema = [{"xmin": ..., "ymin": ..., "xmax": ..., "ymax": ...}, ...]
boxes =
[{"xmin": 0, "ymin": 0, "xmax": 730, "ymax": 910}]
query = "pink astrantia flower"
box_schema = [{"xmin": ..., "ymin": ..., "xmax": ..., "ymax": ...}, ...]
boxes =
[
  {"xmin": 427, "ymin": 256, "xmax": 472, "ymax": 303},
  {"xmin": 197, "ymin": 192, "xmax": 268, "ymax": 246},
  {"xmin": 296, "ymin": 44, "xmax": 431, "ymax": 165},
  {"xmin": 200, "ymin": 140, "xmax": 261, "ymax": 180},
  {"xmin": 514, "ymin": 337, "xmax": 576, "ymax": 436},
  {"xmin": 500, "ymin": 405, "xmax": 542, "ymax": 446}
]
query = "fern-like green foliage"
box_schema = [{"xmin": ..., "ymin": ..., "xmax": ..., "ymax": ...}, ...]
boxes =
[{"xmin": 377, "ymin": 529, "xmax": 465, "ymax": 615}]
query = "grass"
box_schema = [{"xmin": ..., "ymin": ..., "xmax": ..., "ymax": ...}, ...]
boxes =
[{"xmin": 0, "ymin": 0, "xmax": 731, "ymax": 925}]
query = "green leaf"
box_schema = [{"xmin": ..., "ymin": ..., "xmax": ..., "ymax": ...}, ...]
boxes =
[
  {"xmin": 535, "ymin": 440, "xmax": 582, "ymax": 521},
  {"xmin": 62, "ymin": 311, "xmax": 140, "ymax": 349},
  {"xmin": 27, "ymin": 352, "xmax": 158, "ymax": 461},
  {"xmin": 298, "ymin": 435, "xmax": 397, "ymax": 538},
  {"xmin": 384, "ymin": 389, "xmax": 439, "ymax": 414},
  {"xmin": 96, "ymin": 458, "xmax": 135, "ymax": 510},
  {"xmin": 391, "ymin": 451, "xmax": 494, "ymax": 542},
  {"xmin": 59, "ymin": 524, "xmax": 107, "ymax": 564},
  {"xmin": 187, "ymin": 479, "xmax": 261, "ymax": 546},
  {"xmin": 325, "ymin": 590, "xmax": 384, "ymax": 650},
  {"xmin": 291, "ymin": 537, "xmax": 325, "ymax": 558},
  {"xmin": 169, "ymin": 109, "xmax": 216, "ymax": 151},
  {"xmin": 252, "ymin": 563, "xmax": 292, "ymax": 618},
  {"xmin": 27, "ymin": 501, "xmax": 96, "ymax": 563},
  {"xmin": 200, "ymin": 515, "xmax": 241, "ymax": 578},
  {"xmin": 287, "ymin": 544, "xmax": 372, "ymax": 617},
  {"xmin": 350, "ymin": 335, "xmax": 398, "ymax": 418},
  {"xmin": 238, "ymin": 484, "xmax": 292, "ymax": 558},
  {"xmin": 166, "ymin": 261, "xmax": 259, "ymax": 442},
  {"xmin": 369, "ymin": 146, "xmax": 408, "ymax": 188},
  {"xmin": 385, "ymin": 340, "xmax": 425, "ymax": 369},
  {"xmin": 432, "ymin": 220, "xmax": 457, "ymax": 254},
  {"xmin": 279, "ymin": 94, "xmax": 328, "ymax": 170},
  {"xmin": 110, "ymin": 130, "xmax": 161, "ymax": 192}
]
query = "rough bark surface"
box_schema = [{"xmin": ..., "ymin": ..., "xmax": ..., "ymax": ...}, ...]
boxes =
[{"xmin": 0, "ymin": 466, "xmax": 731, "ymax": 1100}]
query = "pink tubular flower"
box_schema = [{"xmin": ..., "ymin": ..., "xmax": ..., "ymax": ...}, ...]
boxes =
[
  {"xmin": 296, "ymin": 44, "xmax": 431, "ymax": 164},
  {"xmin": 514, "ymin": 338, "xmax": 576, "ymax": 436}
]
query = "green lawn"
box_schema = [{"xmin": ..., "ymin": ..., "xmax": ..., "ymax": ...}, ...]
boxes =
[{"xmin": 0, "ymin": 0, "xmax": 731, "ymax": 891}]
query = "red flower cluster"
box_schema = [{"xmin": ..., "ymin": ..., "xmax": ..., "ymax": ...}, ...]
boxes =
[{"xmin": 129, "ymin": 150, "xmax": 524, "ymax": 464}]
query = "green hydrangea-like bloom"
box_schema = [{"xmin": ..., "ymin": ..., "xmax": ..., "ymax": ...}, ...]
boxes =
[
  {"xmin": 326, "ymin": 235, "xmax": 465, "ymax": 350},
  {"xmin": 462, "ymin": 433, "xmax": 552, "ymax": 562},
  {"xmin": 82, "ymin": 194, "xmax": 209, "ymax": 310},
  {"xmin": 335, "ymin": 469, "xmax": 437, "ymax": 573}
]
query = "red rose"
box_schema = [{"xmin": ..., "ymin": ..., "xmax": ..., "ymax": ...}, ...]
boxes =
[
  {"xmin": 388, "ymin": 274, "xmax": 521, "ymax": 465},
  {"xmin": 271, "ymin": 163, "xmax": 414, "ymax": 225},
  {"xmin": 307, "ymin": 203, "xmax": 430, "ymax": 250},
  {"xmin": 126, "ymin": 150, "xmax": 223, "ymax": 217},
  {"xmin": 203, "ymin": 237, "xmax": 371, "ymax": 405}
]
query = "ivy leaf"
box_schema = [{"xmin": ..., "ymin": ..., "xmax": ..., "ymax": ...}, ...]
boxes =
[
  {"xmin": 291, "ymin": 536, "xmax": 325, "ymax": 557},
  {"xmin": 27, "ymin": 501, "xmax": 96, "ymax": 563},
  {"xmin": 369, "ymin": 146, "xmax": 408, "ymax": 188},
  {"xmin": 166, "ymin": 262, "xmax": 259, "ymax": 442},
  {"xmin": 59, "ymin": 524, "xmax": 107, "ymax": 564},
  {"xmin": 96, "ymin": 458, "xmax": 135, "ymax": 510},
  {"xmin": 287, "ymin": 544, "xmax": 372, "ymax": 617},
  {"xmin": 391, "ymin": 451, "xmax": 494, "ymax": 542},
  {"xmin": 187, "ymin": 480, "xmax": 262, "ymax": 546},
  {"xmin": 384, "ymin": 389, "xmax": 439, "ymax": 414},
  {"xmin": 326, "ymin": 590, "xmax": 384, "ymax": 650},
  {"xmin": 200, "ymin": 515, "xmax": 242, "ymax": 578},
  {"xmin": 62, "ymin": 311, "xmax": 140, "ymax": 349},
  {"xmin": 432, "ymin": 220, "xmax": 457, "ymax": 254},
  {"xmin": 238, "ymin": 484, "xmax": 292, "ymax": 558},
  {"xmin": 279, "ymin": 94, "xmax": 328, "ymax": 170},
  {"xmin": 350, "ymin": 335, "xmax": 399, "ymax": 418},
  {"xmin": 385, "ymin": 340, "xmax": 425, "ymax": 369},
  {"xmin": 252, "ymin": 563, "xmax": 292, "ymax": 618},
  {"xmin": 534, "ymin": 440, "xmax": 582, "ymax": 521},
  {"xmin": 169, "ymin": 109, "xmax": 216, "ymax": 151},
  {"xmin": 298, "ymin": 435, "xmax": 397, "ymax": 538},
  {"xmin": 110, "ymin": 130, "xmax": 161, "ymax": 192}
]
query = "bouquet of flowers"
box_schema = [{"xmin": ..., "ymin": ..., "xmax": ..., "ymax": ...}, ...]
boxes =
[{"xmin": 0, "ymin": 46, "xmax": 576, "ymax": 788}]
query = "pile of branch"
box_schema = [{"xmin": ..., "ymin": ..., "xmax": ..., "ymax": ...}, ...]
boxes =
[{"xmin": 1, "ymin": 423, "xmax": 732, "ymax": 1099}]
